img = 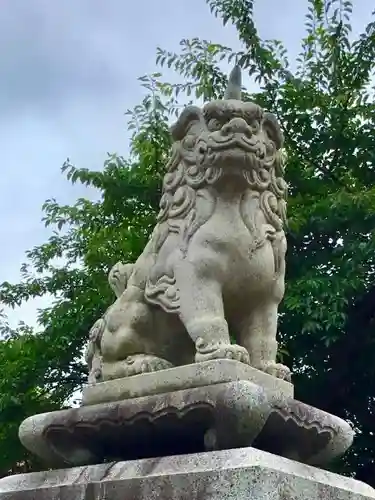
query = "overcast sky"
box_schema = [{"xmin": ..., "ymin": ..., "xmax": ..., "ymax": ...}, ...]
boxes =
[{"xmin": 0, "ymin": 0, "xmax": 372, "ymax": 328}]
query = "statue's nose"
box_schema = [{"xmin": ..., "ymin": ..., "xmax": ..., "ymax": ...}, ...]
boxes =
[{"xmin": 221, "ymin": 117, "xmax": 252, "ymax": 136}]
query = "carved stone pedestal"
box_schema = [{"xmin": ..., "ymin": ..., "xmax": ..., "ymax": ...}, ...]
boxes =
[
  {"xmin": 2, "ymin": 363, "xmax": 369, "ymax": 500},
  {"xmin": 19, "ymin": 361, "xmax": 352, "ymax": 470},
  {"xmin": 1, "ymin": 447, "xmax": 374, "ymax": 500}
]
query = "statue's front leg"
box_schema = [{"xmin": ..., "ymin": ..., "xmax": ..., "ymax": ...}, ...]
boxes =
[
  {"xmin": 238, "ymin": 301, "xmax": 291, "ymax": 381},
  {"xmin": 175, "ymin": 258, "xmax": 250, "ymax": 365}
]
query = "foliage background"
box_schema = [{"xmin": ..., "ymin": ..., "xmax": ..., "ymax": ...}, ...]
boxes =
[{"xmin": 1, "ymin": 0, "xmax": 375, "ymax": 484}]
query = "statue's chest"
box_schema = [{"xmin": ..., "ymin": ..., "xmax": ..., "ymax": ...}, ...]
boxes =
[{"xmin": 206, "ymin": 195, "xmax": 262, "ymax": 248}]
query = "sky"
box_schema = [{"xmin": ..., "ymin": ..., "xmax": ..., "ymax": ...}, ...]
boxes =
[{"xmin": 0, "ymin": 0, "xmax": 372, "ymax": 329}]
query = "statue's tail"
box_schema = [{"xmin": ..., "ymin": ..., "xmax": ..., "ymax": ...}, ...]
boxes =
[{"xmin": 85, "ymin": 317, "xmax": 106, "ymax": 384}]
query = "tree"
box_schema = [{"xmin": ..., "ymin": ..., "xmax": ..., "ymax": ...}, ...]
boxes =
[
  {"xmin": 0, "ymin": 78, "xmax": 172, "ymax": 475},
  {"xmin": 154, "ymin": 0, "xmax": 375, "ymax": 480},
  {"xmin": 1, "ymin": 0, "xmax": 375, "ymax": 484}
]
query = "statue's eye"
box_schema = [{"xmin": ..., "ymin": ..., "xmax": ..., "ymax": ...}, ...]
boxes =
[
  {"xmin": 207, "ymin": 119, "xmax": 221, "ymax": 131},
  {"xmin": 182, "ymin": 134, "xmax": 196, "ymax": 149}
]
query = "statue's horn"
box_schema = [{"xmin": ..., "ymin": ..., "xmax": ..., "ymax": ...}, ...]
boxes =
[{"xmin": 224, "ymin": 65, "xmax": 242, "ymax": 100}]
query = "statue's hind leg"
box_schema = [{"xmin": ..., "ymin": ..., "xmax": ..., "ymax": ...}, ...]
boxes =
[
  {"xmin": 99, "ymin": 289, "xmax": 173, "ymax": 381},
  {"xmin": 175, "ymin": 258, "xmax": 250, "ymax": 364}
]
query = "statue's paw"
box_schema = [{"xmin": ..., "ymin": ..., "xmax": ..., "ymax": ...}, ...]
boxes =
[
  {"xmin": 123, "ymin": 354, "xmax": 173, "ymax": 376},
  {"xmin": 261, "ymin": 362, "xmax": 292, "ymax": 382},
  {"xmin": 195, "ymin": 339, "xmax": 250, "ymax": 365},
  {"xmin": 102, "ymin": 355, "xmax": 174, "ymax": 380}
]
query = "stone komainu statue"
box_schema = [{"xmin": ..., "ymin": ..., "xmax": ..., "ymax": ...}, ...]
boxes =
[{"xmin": 85, "ymin": 66, "xmax": 291, "ymax": 384}]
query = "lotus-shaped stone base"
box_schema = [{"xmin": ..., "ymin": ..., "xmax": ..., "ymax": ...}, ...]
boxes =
[{"xmin": 19, "ymin": 362, "xmax": 353, "ymax": 469}]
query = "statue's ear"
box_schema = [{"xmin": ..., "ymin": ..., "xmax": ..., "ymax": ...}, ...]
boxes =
[
  {"xmin": 108, "ymin": 262, "xmax": 134, "ymax": 298},
  {"xmin": 263, "ymin": 112, "xmax": 284, "ymax": 150},
  {"xmin": 170, "ymin": 106, "xmax": 206, "ymax": 141}
]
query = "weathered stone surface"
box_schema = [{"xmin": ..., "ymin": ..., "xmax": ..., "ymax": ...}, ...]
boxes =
[
  {"xmin": 85, "ymin": 66, "xmax": 292, "ymax": 385},
  {"xmin": 82, "ymin": 359, "xmax": 294, "ymax": 406},
  {"xmin": 0, "ymin": 447, "xmax": 374, "ymax": 500},
  {"xmin": 19, "ymin": 380, "xmax": 352, "ymax": 469}
]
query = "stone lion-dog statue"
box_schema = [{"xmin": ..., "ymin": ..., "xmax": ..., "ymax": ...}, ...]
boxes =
[{"xmin": 85, "ymin": 66, "xmax": 291, "ymax": 384}]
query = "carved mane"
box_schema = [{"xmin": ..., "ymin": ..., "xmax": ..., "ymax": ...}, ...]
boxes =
[{"xmin": 144, "ymin": 67, "xmax": 288, "ymax": 313}]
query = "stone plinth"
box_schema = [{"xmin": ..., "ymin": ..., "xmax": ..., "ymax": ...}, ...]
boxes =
[
  {"xmin": 19, "ymin": 371, "xmax": 352, "ymax": 469},
  {"xmin": 0, "ymin": 447, "xmax": 374, "ymax": 500},
  {"xmin": 82, "ymin": 359, "xmax": 294, "ymax": 406}
]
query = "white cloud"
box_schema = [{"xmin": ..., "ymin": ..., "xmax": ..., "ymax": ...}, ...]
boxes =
[{"xmin": 0, "ymin": 0, "xmax": 372, "ymax": 328}]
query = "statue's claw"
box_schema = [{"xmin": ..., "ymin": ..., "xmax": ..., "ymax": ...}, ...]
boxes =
[
  {"xmin": 102, "ymin": 354, "xmax": 174, "ymax": 380},
  {"xmin": 195, "ymin": 339, "xmax": 250, "ymax": 365},
  {"xmin": 258, "ymin": 362, "xmax": 292, "ymax": 382}
]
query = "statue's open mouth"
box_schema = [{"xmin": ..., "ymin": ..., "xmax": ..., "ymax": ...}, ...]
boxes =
[{"xmin": 207, "ymin": 133, "xmax": 265, "ymax": 157}]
